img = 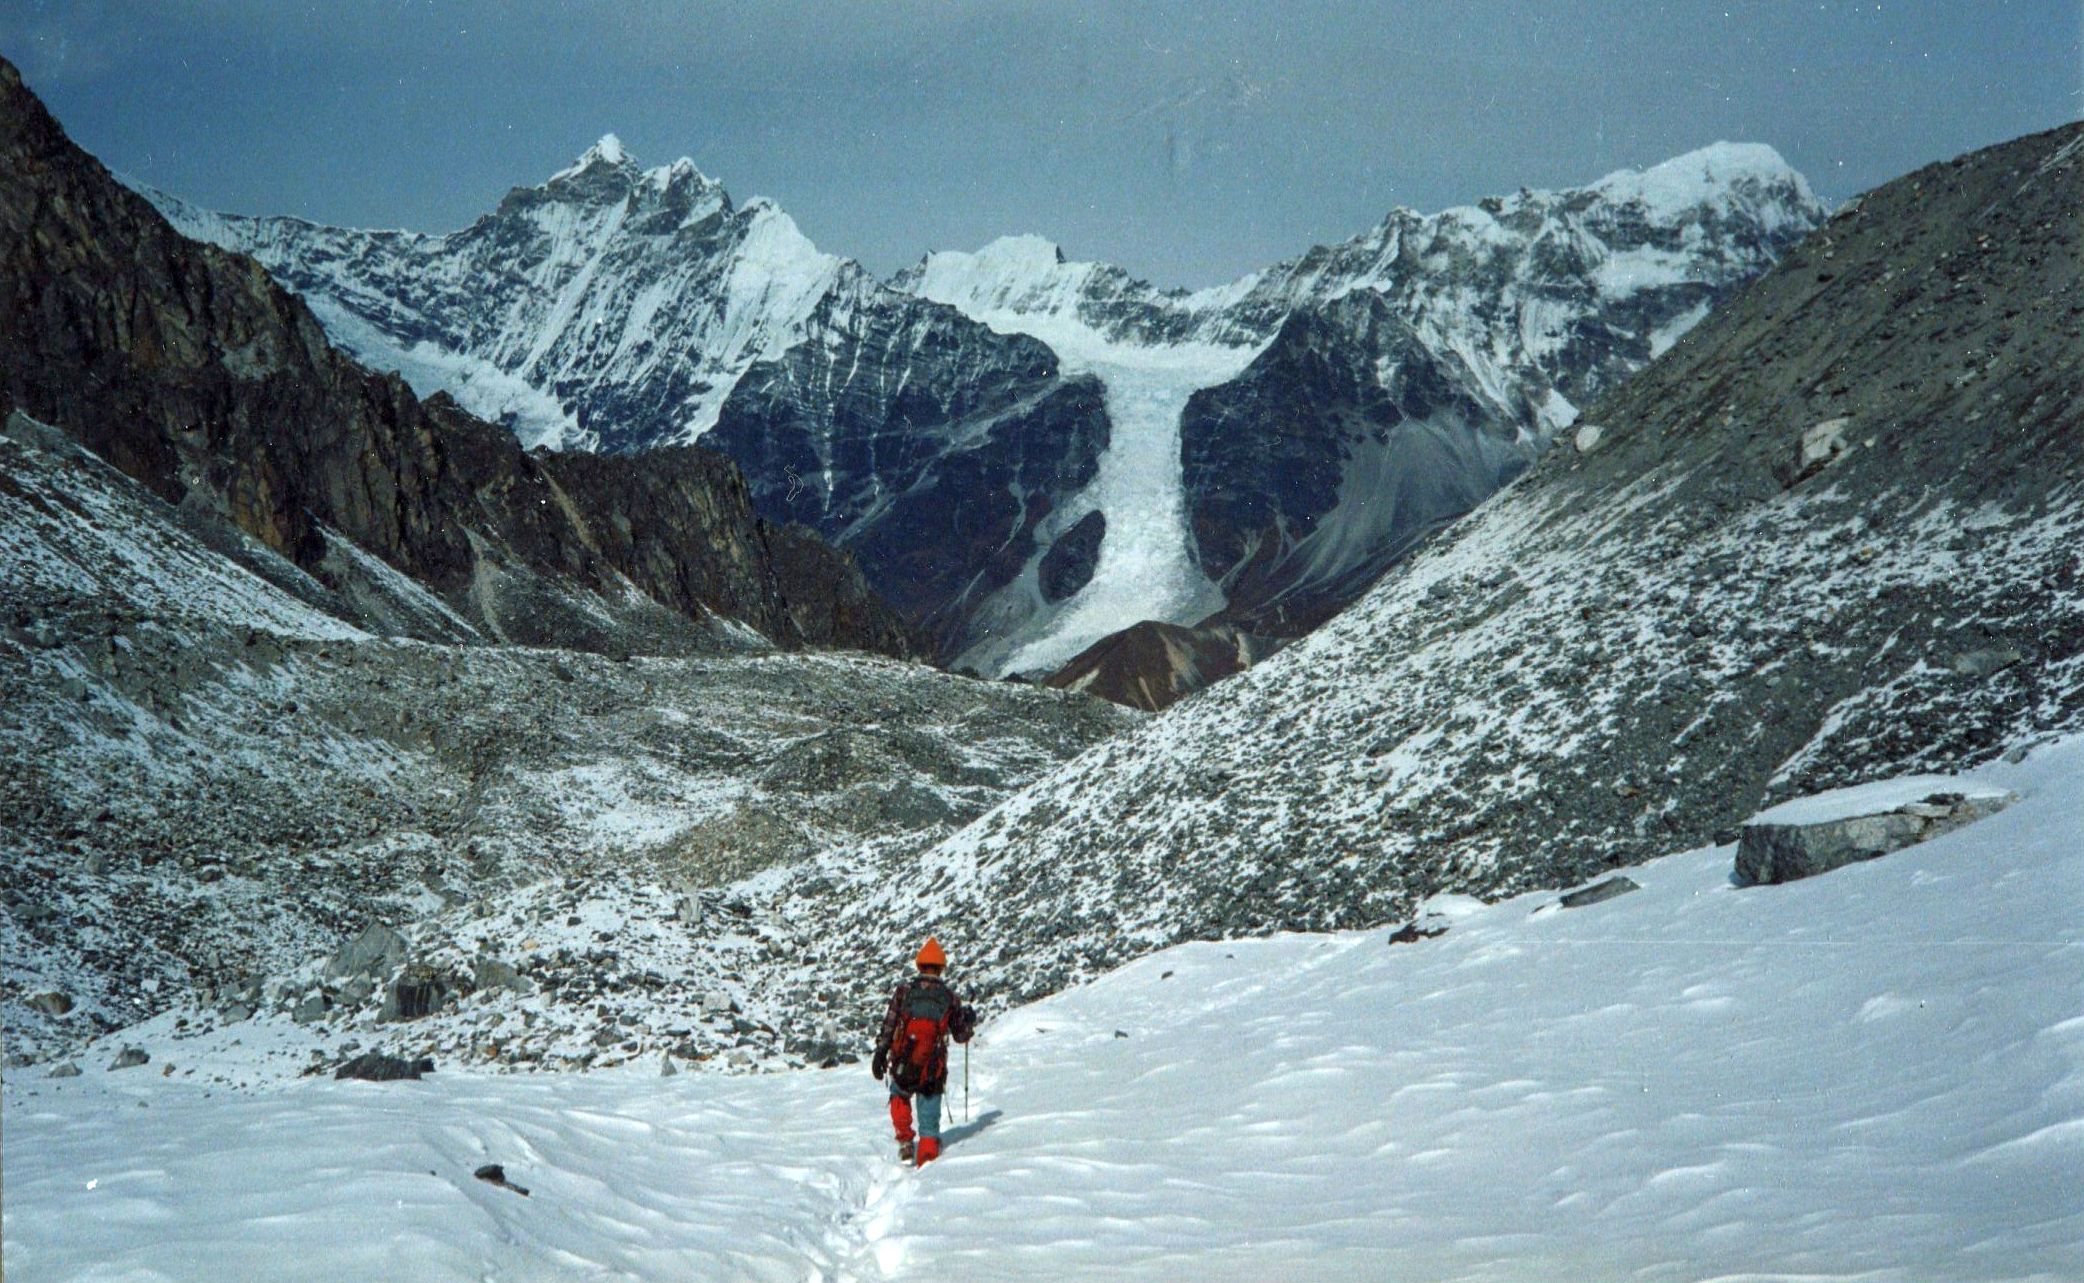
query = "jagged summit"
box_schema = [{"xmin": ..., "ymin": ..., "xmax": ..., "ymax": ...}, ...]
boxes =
[
  {"xmin": 543, "ymin": 132, "xmax": 729, "ymax": 208},
  {"xmin": 566, "ymin": 131, "xmax": 629, "ymax": 170}
]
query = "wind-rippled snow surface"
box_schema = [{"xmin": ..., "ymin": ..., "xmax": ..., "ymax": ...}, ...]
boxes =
[{"xmin": 10, "ymin": 744, "xmax": 2080, "ymax": 1282}]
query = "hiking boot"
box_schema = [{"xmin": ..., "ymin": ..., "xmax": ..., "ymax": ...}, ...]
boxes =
[
  {"xmin": 915, "ymin": 1137, "xmax": 941, "ymax": 1166},
  {"xmin": 897, "ymin": 1139, "xmax": 915, "ymax": 1163}
]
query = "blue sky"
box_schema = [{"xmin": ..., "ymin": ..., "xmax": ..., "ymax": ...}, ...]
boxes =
[{"xmin": 6, "ymin": 1, "xmax": 2078, "ymax": 285}]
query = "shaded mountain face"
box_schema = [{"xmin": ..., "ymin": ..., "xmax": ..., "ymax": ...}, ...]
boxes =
[
  {"xmin": 146, "ymin": 136, "xmax": 1822, "ymax": 678},
  {"xmin": 831, "ymin": 121, "xmax": 2084, "ymax": 1006},
  {"xmin": 144, "ymin": 149, "xmax": 1112, "ymax": 664},
  {"xmin": 1179, "ymin": 292, "xmax": 1534, "ymax": 634},
  {"xmin": 0, "ymin": 61, "xmax": 912, "ymax": 660}
]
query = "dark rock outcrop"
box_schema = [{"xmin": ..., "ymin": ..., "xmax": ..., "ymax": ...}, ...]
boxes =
[
  {"xmin": 334, "ymin": 1051, "xmax": 434, "ymax": 1081},
  {"xmin": 1044, "ymin": 618, "xmax": 1281, "ymax": 712},
  {"xmin": 1038, "ymin": 510, "xmax": 1106, "ymax": 604},
  {"xmin": 709, "ymin": 321, "xmax": 1110, "ymax": 656},
  {"xmin": 0, "ymin": 58, "xmax": 912, "ymax": 660},
  {"xmin": 1558, "ymin": 876, "xmax": 1641, "ymax": 908}
]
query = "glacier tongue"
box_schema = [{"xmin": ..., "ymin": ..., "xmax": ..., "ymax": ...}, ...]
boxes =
[
  {"xmin": 997, "ymin": 345, "xmax": 1248, "ymax": 675},
  {"xmin": 912, "ymin": 254, "xmax": 1265, "ymax": 674}
]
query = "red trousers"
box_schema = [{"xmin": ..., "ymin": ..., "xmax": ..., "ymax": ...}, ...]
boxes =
[{"xmin": 889, "ymin": 1092, "xmax": 943, "ymax": 1163}]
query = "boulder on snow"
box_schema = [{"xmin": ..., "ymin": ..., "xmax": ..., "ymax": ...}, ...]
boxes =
[
  {"xmin": 291, "ymin": 993, "xmax": 328, "ymax": 1024},
  {"xmin": 334, "ymin": 1051, "xmax": 435, "ymax": 1081},
  {"xmin": 1782, "ymin": 416, "xmax": 1853, "ymax": 485},
  {"xmin": 108, "ymin": 1046, "xmax": 149, "ymax": 1070},
  {"xmin": 1951, "ymin": 645, "xmax": 2023, "ymax": 678},
  {"xmin": 325, "ymin": 923, "xmax": 409, "ymax": 980},
  {"xmin": 472, "ymin": 957, "xmax": 534, "ymax": 996},
  {"xmin": 1735, "ymin": 788, "xmax": 2017, "ymax": 885},
  {"xmin": 380, "ymin": 964, "xmax": 453, "ymax": 1022},
  {"xmin": 47, "ymin": 1061, "xmax": 82, "ymax": 1078},
  {"xmin": 473, "ymin": 1163, "xmax": 530, "ymax": 1196},
  {"xmin": 1558, "ymin": 876, "xmax": 1641, "ymax": 908},
  {"xmin": 27, "ymin": 991, "xmax": 73, "ymax": 1016},
  {"xmin": 1388, "ymin": 914, "xmax": 1450, "ymax": 944}
]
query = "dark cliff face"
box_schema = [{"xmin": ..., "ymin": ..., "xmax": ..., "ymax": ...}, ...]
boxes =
[
  {"xmin": 707, "ymin": 293, "xmax": 1111, "ymax": 657},
  {"xmin": 0, "ymin": 59, "xmax": 914, "ymax": 660},
  {"xmin": 1181, "ymin": 292, "xmax": 1535, "ymax": 635}
]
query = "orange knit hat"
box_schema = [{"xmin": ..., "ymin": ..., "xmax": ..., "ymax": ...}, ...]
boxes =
[{"xmin": 915, "ymin": 936, "xmax": 947, "ymax": 969}]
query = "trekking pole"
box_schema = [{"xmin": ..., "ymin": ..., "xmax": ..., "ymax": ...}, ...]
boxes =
[{"xmin": 963, "ymin": 1041, "xmax": 970, "ymax": 1124}]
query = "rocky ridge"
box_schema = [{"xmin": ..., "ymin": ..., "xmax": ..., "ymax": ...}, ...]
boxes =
[{"xmin": 0, "ymin": 60, "xmax": 912, "ymax": 661}]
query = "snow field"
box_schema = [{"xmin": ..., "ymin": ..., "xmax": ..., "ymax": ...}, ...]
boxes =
[{"xmin": 8, "ymin": 743, "xmax": 2081, "ymax": 1281}]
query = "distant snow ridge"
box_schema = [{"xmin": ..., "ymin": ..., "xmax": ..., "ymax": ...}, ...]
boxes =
[
  {"xmin": 142, "ymin": 139, "xmax": 1823, "ymax": 670},
  {"xmin": 895, "ymin": 143, "xmax": 1820, "ymax": 662},
  {"xmin": 146, "ymin": 138, "xmax": 853, "ymax": 451}
]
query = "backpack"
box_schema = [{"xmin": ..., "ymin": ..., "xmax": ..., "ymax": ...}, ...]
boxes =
[{"xmin": 888, "ymin": 978, "xmax": 954, "ymax": 1092}]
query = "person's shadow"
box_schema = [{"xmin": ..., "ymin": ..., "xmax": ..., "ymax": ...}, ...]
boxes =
[{"xmin": 941, "ymin": 1109, "xmax": 1003, "ymax": 1150}]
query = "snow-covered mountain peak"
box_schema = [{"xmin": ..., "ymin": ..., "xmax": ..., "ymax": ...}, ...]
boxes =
[
  {"xmin": 940, "ymin": 232, "xmax": 1072, "ymax": 278},
  {"xmin": 553, "ymin": 132, "xmax": 633, "ymax": 177},
  {"xmin": 1585, "ymin": 140, "xmax": 1819, "ymax": 225},
  {"xmin": 533, "ymin": 137, "xmax": 733, "ymax": 230},
  {"xmin": 902, "ymin": 235, "xmax": 1107, "ymax": 332}
]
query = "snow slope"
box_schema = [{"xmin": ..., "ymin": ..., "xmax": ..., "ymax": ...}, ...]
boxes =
[{"xmin": 8, "ymin": 743, "xmax": 2080, "ymax": 1281}]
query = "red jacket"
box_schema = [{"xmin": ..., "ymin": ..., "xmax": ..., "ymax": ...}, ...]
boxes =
[{"xmin": 877, "ymin": 973, "xmax": 975, "ymax": 1095}]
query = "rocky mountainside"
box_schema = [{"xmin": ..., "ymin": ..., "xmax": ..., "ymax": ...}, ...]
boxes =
[
  {"xmin": 147, "ymin": 134, "xmax": 1822, "ymax": 680},
  {"xmin": 0, "ymin": 407, "xmax": 1133, "ymax": 1067},
  {"xmin": 824, "ymin": 119, "xmax": 2084, "ymax": 1005},
  {"xmin": 0, "ymin": 61, "xmax": 912, "ymax": 660}
]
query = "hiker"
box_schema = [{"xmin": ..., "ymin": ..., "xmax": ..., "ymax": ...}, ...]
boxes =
[{"xmin": 872, "ymin": 936, "xmax": 976, "ymax": 1166}]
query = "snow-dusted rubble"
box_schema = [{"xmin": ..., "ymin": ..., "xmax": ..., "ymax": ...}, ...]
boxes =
[{"xmin": 0, "ymin": 421, "xmax": 1135, "ymax": 1068}]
